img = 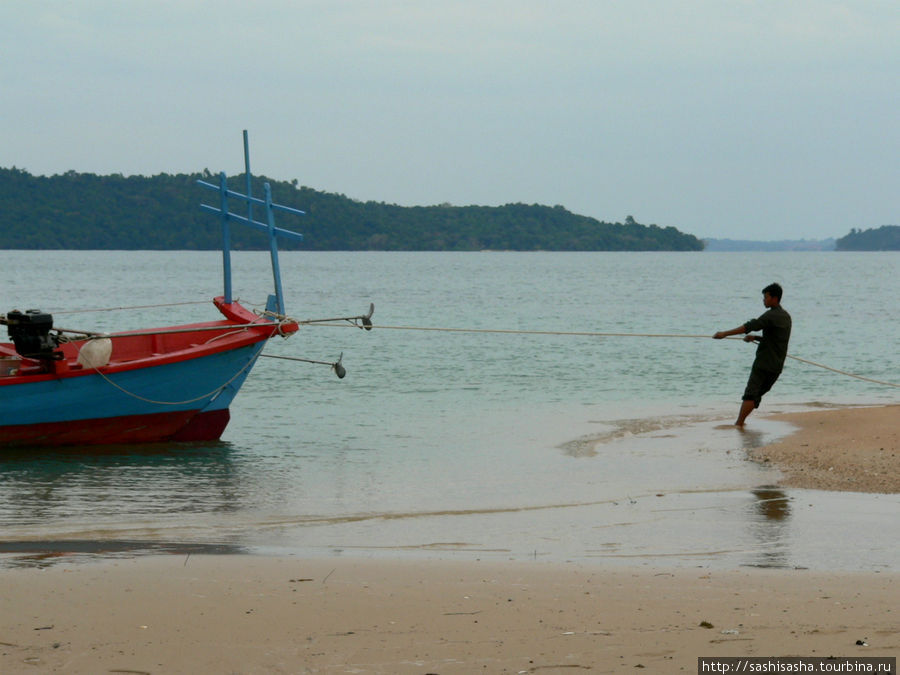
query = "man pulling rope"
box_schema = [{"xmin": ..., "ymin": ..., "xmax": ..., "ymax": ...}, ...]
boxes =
[{"xmin": 714, "ymin": 283, "xmax": 792, "ymax": 428}]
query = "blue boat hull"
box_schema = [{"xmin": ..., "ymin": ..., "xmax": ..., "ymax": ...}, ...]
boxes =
[{"xmin": 0, "ymin": 341, "xmax": 265, "ymax": 447}]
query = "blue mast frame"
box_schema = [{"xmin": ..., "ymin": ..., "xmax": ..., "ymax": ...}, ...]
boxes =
[{"xmin": 197, "ymin": 131, "xmax": 304, "ymax": 316}]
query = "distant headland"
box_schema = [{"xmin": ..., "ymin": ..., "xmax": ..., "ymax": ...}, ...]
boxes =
[
  {"xmin": 0, "ymin": 168, "xmax": 701, "ymax": 251},
  {"xmin": 1, "ymin": 167, "xmax": 895, "ymax": 251}
]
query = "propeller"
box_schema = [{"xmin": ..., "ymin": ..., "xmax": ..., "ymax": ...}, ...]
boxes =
[{"xmin": 260, "ymin": 352, "xmax": 347, "ymax": 378}]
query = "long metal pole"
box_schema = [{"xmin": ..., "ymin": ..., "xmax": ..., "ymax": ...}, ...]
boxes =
[
  {"xmin": 219, "ymin": 171, "xmax": 233, "ymax": 303},
  {"xmin": 264, "ymin": 182, "xmax": 286, "ymax": 315},
  {"xmin": 243, "ymin": 130, "xmax": 253, "ymax": 227}
]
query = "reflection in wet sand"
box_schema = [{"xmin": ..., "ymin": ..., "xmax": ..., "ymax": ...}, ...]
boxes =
[
  {"xmin": 0, "ymin": 443, "xmax": 245, "ymax": 566},
  {"xmin": 0, "ymin": 540, "xmax": 248, "ymax": 569},
  {"xmin": 747, "ymin": 486, "xmax": 793, "ymax": 568}
]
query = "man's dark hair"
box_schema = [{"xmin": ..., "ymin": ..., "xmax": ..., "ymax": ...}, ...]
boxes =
[{"xmin": 763, "ymin": 283, "xmax": 783, "ymax": 300}]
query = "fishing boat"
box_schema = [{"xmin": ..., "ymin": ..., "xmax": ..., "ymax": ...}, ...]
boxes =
[{"xmin": 0, "ymin": 132, "xmax": 371, "ymax": 448}]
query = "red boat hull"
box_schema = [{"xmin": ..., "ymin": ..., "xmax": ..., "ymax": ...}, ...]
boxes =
[{"xmin": 0, "ymin": 409, "xmax": 232, "ymax": 447}]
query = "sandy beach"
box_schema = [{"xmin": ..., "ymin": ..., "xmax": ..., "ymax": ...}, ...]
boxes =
[
  {"xmin": 1, "ymin": 555, "xmax": 897, "ymax": 674},
  {"xmin": 1, "ymin": 405, "xmax": 897, "ymax": 674},
  {"xmin": 751, "ymin": 404, "xmax": 899, "ymax": 493}
]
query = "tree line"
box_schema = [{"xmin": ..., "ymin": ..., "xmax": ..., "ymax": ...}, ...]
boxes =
[
  {"xmin": 0, "ymin": 168, "xmax": 704, "ymax": 251},
  {"xmin": 835, "ymin": 225, "xmax": 900, "ymax": 251}
]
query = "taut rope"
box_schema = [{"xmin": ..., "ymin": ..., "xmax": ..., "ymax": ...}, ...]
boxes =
[
  {"xmin": 304, "ymin": 321, "xmax": 900, "ymax": 389},
  {"xmin": 51, "ymin": 300, "xmax": 211, "ymax": 315}
]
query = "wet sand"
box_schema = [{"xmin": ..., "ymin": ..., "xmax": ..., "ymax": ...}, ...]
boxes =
[
  {"xmin": 1, "ymin": 405, "xmax": 897, "ymax": 673},
  {"xmin": 1, "ymin": 555, "xmax": 897, "ymax": 674},
  {"xmin": 751, "ymin": 405, "xmax": 899, "ymax": 493}
]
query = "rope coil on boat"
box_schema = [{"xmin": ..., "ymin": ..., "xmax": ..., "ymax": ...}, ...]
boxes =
[{"xmin": 84, "ymin": 347, "xmax": 263, "ymax": 406}]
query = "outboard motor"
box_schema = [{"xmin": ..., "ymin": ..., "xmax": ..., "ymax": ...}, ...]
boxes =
[{"xmin": 5, "ymin": 309, "xmax": 62, "ymax": 360}]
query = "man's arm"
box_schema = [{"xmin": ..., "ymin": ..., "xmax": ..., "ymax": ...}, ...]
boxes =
[
  {"xmin": 713, "ymin": 325, "xmax": 747, "ymax": 339},
  {"xmin": 713, "ymin": 326, "xmax": 760, "ymax": 342}
]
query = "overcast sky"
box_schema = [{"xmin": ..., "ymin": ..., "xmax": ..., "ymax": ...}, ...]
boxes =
[{"xmin": 2, "ymin": 1, "xmax": 897, "ymax": 240}]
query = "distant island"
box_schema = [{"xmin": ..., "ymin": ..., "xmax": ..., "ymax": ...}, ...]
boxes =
[
  {"xmin": 0, "ymin": 168, "xmax": 702, "ymax": 251},
  {"xmin": 703, "ymin": 238, "xmax": 837, "ymax": 252},
  {"xmin": 704, "ymin": 226, "xmax": 899, "ymax": 252}
]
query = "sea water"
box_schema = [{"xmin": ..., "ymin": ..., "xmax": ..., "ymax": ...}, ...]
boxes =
[{"xmin": 0, "ymin": 251, "xmax": 897, "ymax": 570}]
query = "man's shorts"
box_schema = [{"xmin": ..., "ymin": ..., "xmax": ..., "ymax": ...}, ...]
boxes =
[{"xmin": 742, "ymin": 366, "xmax": 781, "ymax": 408}]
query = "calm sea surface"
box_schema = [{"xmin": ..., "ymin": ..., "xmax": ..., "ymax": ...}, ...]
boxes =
[{"xmin": 0, "ymin": 251, "xmax": 897, "ymax": 570}]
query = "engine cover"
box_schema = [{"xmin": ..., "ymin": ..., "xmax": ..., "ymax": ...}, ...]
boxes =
[{"xmin": 6, "ymin": 309, "xmax": 61, "ymax": 360}]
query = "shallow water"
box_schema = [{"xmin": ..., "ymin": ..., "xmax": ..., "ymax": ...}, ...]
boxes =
[{"xmin": 0, "ymin": 251, "xmax": 897, "ymax": 570}]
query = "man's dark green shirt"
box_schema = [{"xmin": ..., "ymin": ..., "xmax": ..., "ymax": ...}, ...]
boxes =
[{"xmin": 744, "ymin": 306, "xmax": 792, "ymax": 373}]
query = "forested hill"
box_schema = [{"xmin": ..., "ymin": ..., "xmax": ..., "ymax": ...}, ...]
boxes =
[
  {"xmin": 835, "ymin": 225, "xmax": 900, "ymax": 251},
  {"xmin": 0, "ymin": 168, "xmax": 703, "ymax": 251}
]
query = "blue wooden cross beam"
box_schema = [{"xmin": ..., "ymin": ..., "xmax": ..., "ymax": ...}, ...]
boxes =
[{"xmin": 197, "ymin": 132, "xmax": 304, "ymax": 317}]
